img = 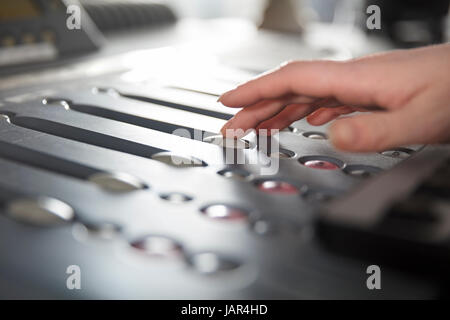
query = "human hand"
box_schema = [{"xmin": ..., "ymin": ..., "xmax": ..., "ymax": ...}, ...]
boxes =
[{"xmin": 218, "ymin": 43, "xmax": 450, "ymax": 152}]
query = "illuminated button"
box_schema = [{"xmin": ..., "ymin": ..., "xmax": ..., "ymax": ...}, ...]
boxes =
[
  {"xmin": 130, "ymin": 235, "xmax": 183, "ymax": 259},
  {"xmin": 269, "ymin": 148, "xmax": 295, "ymax": 159},
  {"xmin": 203, "ymin": 135, "xmax": 250, "ymax": 149},
  {"xmin": 160, "ymin": 192, "xmax": 193, "ymax": 203},
  {"xmin": 152, "ymin": 152, "xmax": 206, "ymax": 168},
  {"xmin": 305, "ymin": 160, "xmax": 339, "ymax": 170},
  {"xmin": 299, "ymin": 156, "xmax": 344, "ymax": 170},
  {"xmin": 256, "ymin": 180, "xmax": 300, "ymax": 194},
  {"xmin": 217, "ymin": 168, "xmax": 253, "ymax": 181},
  {"xmin": 303, "ymin": 131, "xmax": 328, "ymax": 140},
  {"xmin": 187, "ymin": 252, "xmax": 241, "ymax": 274},
  {"xmin": 344, "ymin": 165, "xmax": 381, "ymax": 178},
  {"xmin": 6, "ymin": 197, "xmax": 74, "ymax": 226},
  {"xmin": 380, "ymin": 148, "xmax": 414, "ymax": 159},
  {"xmin": 200, "ymin": 204, "xmax": 249, "ymax": 221},
  {"xmin": 88, "ymin": 172, "xmax": 148, "ymax": 192}
]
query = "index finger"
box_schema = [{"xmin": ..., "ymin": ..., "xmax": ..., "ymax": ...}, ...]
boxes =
[{"xmin": 218, "ymin": 60, "xmax": 343, "ymax": 108}]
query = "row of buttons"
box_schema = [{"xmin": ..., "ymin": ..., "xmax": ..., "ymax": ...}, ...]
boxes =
[
  {"xmin": 74, "ymin": 221, "xmax": 243, "ymax": 274},
  {"xmin": 218, "ymin": 168, "xmax": 339, "ymax": 201},
  {"xmin": 2, "ymin": 197, "xmax": 242, "ymax": 274},
  {"xmin": 130, "ymin": 235, "xmax": 241, "ymax": 274},
  {"xmin": 290, "ymin": 127, "xmax": 415, "ymax": 160},
  {"xmin": 200, "ymin": 134, "xmax": 409, "ymax": 177},
  {"xmin": 3, "ymin": 194, "xmax": 251, "ymax": 225}
]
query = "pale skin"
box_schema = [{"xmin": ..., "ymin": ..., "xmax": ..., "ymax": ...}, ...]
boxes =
[{"xmin": 218, "ymin": 43, "xmax": 450, "ymax": 152}]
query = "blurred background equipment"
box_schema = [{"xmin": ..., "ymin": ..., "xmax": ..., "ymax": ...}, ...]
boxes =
[
  {"xmin": 79, "ymin": 0, "xmax": 177, "ymax": 33},
  {"xmin": 258, "ymin": 0, "xmax": 304, "ymax": 34},
  {"xmin": 0, "ymin": 0, "xmax": 101, "ymax": 69}
]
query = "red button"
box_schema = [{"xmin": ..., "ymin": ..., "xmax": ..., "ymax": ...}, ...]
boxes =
[
  {"xmin": 257, "ymin": 181, "xmax": 299, "ymax": 194},
  {"xmin": 201, "ymin": 205, "xmax": 248, "ymax": 221},
  {"xmin": 303, "ymin": 160, "xmax": 340, "ymax": 170},
  {"xmin": 131, "ymin": 236, "xmax": 183, "ymax": 259}
]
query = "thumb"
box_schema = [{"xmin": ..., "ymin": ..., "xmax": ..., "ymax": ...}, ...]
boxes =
[{"xmin": 329, "ymin": 109, "xmax": 421, "ymax": 152}]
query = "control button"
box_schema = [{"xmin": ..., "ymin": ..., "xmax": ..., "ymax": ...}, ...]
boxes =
[
  {"xmin": 160, "ymin": 192, "xmax": 193, "ymax": 203},
  {"xmin": 6, "ymin": 197, "xmax": 74, "ymax": 226},
  {"xmin": 152, "ymin": 152, "xmax": 206, "ymax": 168},
  {"xmin": 92, "ymin": 87, "xmax": 120, "ymax": 97},
  {"xmin": 187, "ymin": 252, "xmax": 241, "ymax": 274},
  {"xmin": 130, "ymin": 235, "xmax": 183, "ymax": 259},
  {"xmin": 380, "ymin": 148, "xmax": 414, "ymax": 159},
  {"xmin": 256, "ymin": 180, "xmax": 301, "ymax": 195},
  {"xmin": 217, "ymin": 168, "xmax": 253, "ymax": 181},
  {"xmin": 88, "ymin": 172, "xmax": 148, "ymax": 192},
  {"xmin": 299, "ymin": 156, "xmax": 344, "ymax": 170},
  {"xmin": 200, "ymin": 204, "xmax": 249, "ymax": 221},
  {"xmin": 269, "ymin": 148, "xmax": 295, "ymax": 159},
  {"xmin": 42, "ymin": 98, "xmax": 71, "ymax": 109},
  {"xmin": 343, "ymin": 165, "xmax": 381, "ymax": 178},
  {"xmin": 0, "ymin": 114, "xmax": 11, "ymax": 123},
  {"xmin": 303, "ymin": 160, "xmax": 339, "ymax": 170},
  {"xmin": 288, "ymin": 127, "xmax": 301, "ymax": 134},
  {"xmin": 203, "ymin": 135, "xmax": 250, "ymax": 149},
  {"xmin": 303, "ymin": 131, "xmax": 328, "ymax": 140}
]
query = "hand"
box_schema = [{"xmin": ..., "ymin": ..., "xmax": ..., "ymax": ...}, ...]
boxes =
[{"xmin": 218, "ymin": 43, "xmax": 450, "ymax": 152}]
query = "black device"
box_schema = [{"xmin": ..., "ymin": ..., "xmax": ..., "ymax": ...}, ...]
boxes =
[{"xmin": 318, "ymin": 147, "xmax": 450, "ymax": 278}]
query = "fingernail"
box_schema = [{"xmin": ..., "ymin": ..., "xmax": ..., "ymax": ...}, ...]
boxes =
[
  {"xmin": 220, "ymin": 124, "xmax": 228, "ymax": 135},
  {"xmin": 220, "ymin": 121, "xmax": 231, "ymax": 136},
  {"xmin": 217, "ymin": 90, "xmax": 231, "ymax": 103},
  {"xmin": 330, "ymin": 122, "xmax": 357, "ymax": 147}
]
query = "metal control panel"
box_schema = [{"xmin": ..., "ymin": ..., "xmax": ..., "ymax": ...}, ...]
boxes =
[{"xmin": 0, "ymin": 13, "xmax": 447, "ymax": 298}]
